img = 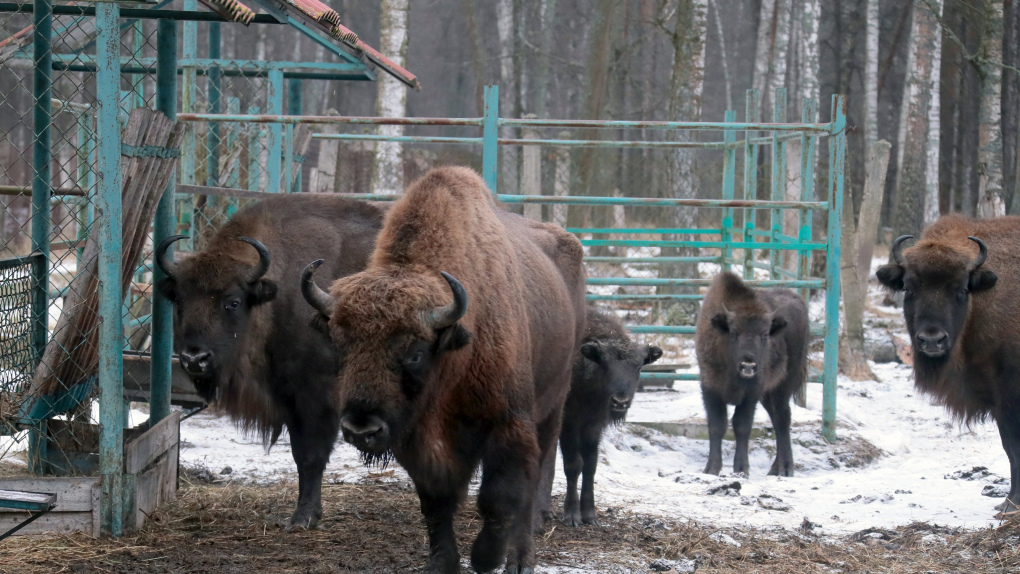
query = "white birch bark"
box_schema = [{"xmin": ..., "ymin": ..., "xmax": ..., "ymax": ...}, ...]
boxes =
[
  {"xmin": 370, "ymin": 0, "xmax": 410, "ymax": 195},
  {"xmin": 521, "ymin": 115, "xmax": 542, "ymax": 221},
  {"xmin": 924, "ymin": 4, "xmax": 943, "ymax": 227},
  {"xmin": 864, "ymin": 0, "xmax": 880, "ymax": 152},
  {"xmin": 708, "ymin": 0, "xmax": 732, "ymax": 111},
  {"xmin": 977, "ymin": 0, "xmax": 1005, "ymax": 217},
  {"xmin": 497, "ymin": 0, "xmax": 515, "ymax": 113},
  {"xmin": 311, "ymin": 109, "xmax": 340, "ymax": 193},
  {"xmin": 752, "ymin": 0, "xmax": 792, "ymax": 116},
  {"xmin": 553, "ymin": 131, "xmax": 570, "ymax": 227}
]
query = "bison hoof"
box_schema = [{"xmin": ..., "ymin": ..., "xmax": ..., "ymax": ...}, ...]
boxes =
[
  {"xmin": 767, "ymin": 460, "xmax": 794, "ymax": 477},
  {"xmin": 995, "ymin": 498, "xmax": 1019, "ymax": 516},
  {"xmin": 563, "ymin": 509, "xmax": 581, "ymax": 528},
  {"xmin": 581, "ymin": 509, "xmax": 599, "ymax": 526},
  {"xmin": 703, "ymin": 464, "xmax": 722, "ymax": 476},
  {"xmin": 424, "ymin": 553, "xmax": 460, "ymax": 574},
  {"xmin": 285, "ymin": 508, "xmax": 321, "ymax": 531},
  {"xmin": 504, "ymin": 568, "xmax": 533, "ymax": 574}
]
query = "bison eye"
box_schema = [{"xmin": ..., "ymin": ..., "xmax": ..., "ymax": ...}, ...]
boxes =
[
  {"xmin": 225, "ymin": 299, "xmax": 240, "ymax": 310},
  {"xmin": 406, "ymin": 350, "xmax": 424, "ymax": 366}
]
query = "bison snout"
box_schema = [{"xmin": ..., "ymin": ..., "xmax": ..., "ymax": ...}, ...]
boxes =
[
  {"xmin": 340, "ymin": 414, "xmax": 390, "ymax": 452},
  {"xmin": 610, "ymin": 394, "xmax": 631, "ymax": 413},
  {"xmin": 180, "ymin": 347, "xmax": 213, "ymax": 375},
  {"xmin": 738, "ymin": 361, "xmax": 757, "ymax": 379},
  {"xmin": 916, "ymin": 329, "xmax": 949, "ymax": 357}
]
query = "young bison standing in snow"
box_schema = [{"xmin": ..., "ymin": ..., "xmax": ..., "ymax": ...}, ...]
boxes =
[
  {"xmin": 876, "ymin": 215, "xmax": 1020, "ymax": 514},
  {"xmin": 695, "ymin": 271, "xmax": 808, "ymax": 477},
  {"xmin": 558, "ymin": 307, "xmax": 662, "ymax": 527}
]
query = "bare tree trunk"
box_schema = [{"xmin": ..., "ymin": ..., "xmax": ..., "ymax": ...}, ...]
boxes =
[
  {"xmin": 1004, "ymin": 0, "xmax": 1020, "ymax": 213},
  {"xmin": 977, "ymin": 0, "xmax": 1005, "ymax": 217},
  {"xmin": 460, "ymin": 0, "xmax": 487, "ymax": 115},
  {"xmin": 370, "ymin": 0, "xmax": 410, "ymax": 196},
  {"xmin": 497, "ymin": 0, "xmax": 516, "ymax": 114},
  {"xmin": 924, "ymin": 0, "xmax": 943, "ymax": 227},
  {"xmin": 893, "ymin": 1, "xmax": 940, "ymax": 239},
  {"xmin": 532, "ymin": 0, "xmax": 558, "ymax": 118},
  {"xmin": 840, "ymin": 140, "xmax": 891, "ymax": 380},
  {"xmin": 864, "ymin": 0, "xmax": 879, "ymax": 151},
  {"xmin": 708, "ymin": 0, "xmax": 732, "ymax": 111}
]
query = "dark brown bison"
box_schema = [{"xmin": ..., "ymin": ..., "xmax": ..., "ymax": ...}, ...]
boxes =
[
  {"xmin": 301, "ymin": 167, "xmax": 586, "ymax": 574},
  {"xmin": 875, "ymin": 214, "xmax": 1019, "ymax": 513},
  {"xmin": 695, "ymin": 271, "xmax": 809, "ymax": 477},
  {"xmin": 558, "ymin": 307, "xmax": 661, "ymax": 527},
  {"xmin": 154, "ymin": 194, "xmax": 383, "ymax": 529}
]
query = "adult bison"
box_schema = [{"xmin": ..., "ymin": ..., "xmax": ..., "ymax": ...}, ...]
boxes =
[
  {"xmin": 876, "ymin": 214, "xmax": 1020, "ymax": 513},
  {"xmin": 559, "ymin": 307, "xmax": 661, "ymax": 527},
  {"xmin": 154, "ymin": 194, "xmax": 383, "ymax": 529},
  {"xmin": 695, "ymin": 271, "xmax": 809, "ymax": 477},
  {"xmin": 301, "ymin": 166, "xmax": 586, "ymax": 574}
]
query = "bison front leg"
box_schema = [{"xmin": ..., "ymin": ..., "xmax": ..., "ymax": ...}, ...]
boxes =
[
  {"xmin": 702, "ymin": 391, "xmax": 728, "ymax": 475},
  {"xmin": 286, "ymin": 407, "xmax": 339, "ymax": 530},
  {"xmin": 731, "ymin": 395, "xmax": 757, "ymax": 476},
  {"xmin": 761, "ymin": 391, "xmax": 794, "ymax": 477},
  {"xmin": 473, "ymin": 423, "xmax": 540, "ymax": 574},
  {"xmin": 578, "ymin": 424, "xmax": 602, "ymax": 525},
  {"xmin": 994, "ymin": 414, "xmax": 1020, "ymax": 514},
  {"xmin": 418, "ymin": 487, "xmax": 461, "ymax": 574}
]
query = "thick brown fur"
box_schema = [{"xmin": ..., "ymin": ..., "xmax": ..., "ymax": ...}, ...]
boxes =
[
  {"xmin": 164, "ymin": 194, "xmax": 383, "ymax": 528},
  {"xmin": 695, "ymin": 271, "xmax": 808, "ymax": 477},
  {"xmin": 322, "ymin": 167, "xmax": 586, "ymax": 574}
]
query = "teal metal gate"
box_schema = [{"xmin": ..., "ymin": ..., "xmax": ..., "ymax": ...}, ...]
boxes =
[{"xmin": 178, "ymin": 85, "xmax": 847, "ymax": 443}]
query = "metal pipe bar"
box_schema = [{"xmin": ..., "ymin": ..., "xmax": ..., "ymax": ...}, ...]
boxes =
[
  {"xmin": 586, "ymin": 278, "xmax": 824, "ymax": 288},
  {"xmin": 49, "ymin": 55, "xmax": 368, "ymax": 73},
  {"xmin": 583, "ymin": 256, "xmax": 717, "ymax": 264},
  {"xmin": 205, "ymin": 23, "xmax": 221, "ymax": 188},
  {"xmin": 178, "ymin": 113, "xmax": 484, "ymax": 126},
  {"xmin": 585, "ymin": 294, "xmax": 704, "ymax": 301},
  {"xmin": 628, "ymin": 324, "xmax": 825, "ymax": 336},
  {"xmin": 497, "ymin": 195, "xmax": 828, "ymax": 210},
  {"xmin": 287, "ymin": 78, "xmax": 302, "ymax": 192},
  {"xmin": 721, "ymin": 110, "xmax": 737, "ymax": 272},
  {"xmin": 747, "ymin": 131, "xmax": 806, "ymax": 145},
  {"xmin": 499, "ymin": 117, "xmax": 833, "ymax": 133},
  {"xmin": 743, "ymin": 89, "xmax": 759, "ymax": 281},
  {"xmin": 482, "ymin": 85, "xmax": 498, "ymax": 193},
  {"xmin": 770, "ymin": 88, "xmax": 787, "ymax": 277},
  {"xmin": 96, "ymin": 0, "xmax": 124, "ymax": 537},
  {"xmin": 822, "ymin": 95, "xmax": 847, "ymax": 443},
  {"xmin": 266, "ymin": 70, "xmax": 284, "ymax": 193},
  {"xmin": 497, "ymin": 137, "xmax": 734, "ymax": 149},
  {"xmin": 568, "ymin": 227, "xmax": 719, "ymax": 235},
  {"xmin": 313, "ymin": 134, "xmax": 482, "ymax": 144},
  {"xmin": 149, "ymin": 17, "xmax": 176, "ymax": 427},
  {"xmin": 0, "ymin": 3, "xmax": 288, "ymax": 21},
  {"xmin": 47, "ymin": 62, "xmax": 373, "ymax": 81},
  {"xmin": 580, "ymin": 239, "xmax": 826, "ymax": 251}
]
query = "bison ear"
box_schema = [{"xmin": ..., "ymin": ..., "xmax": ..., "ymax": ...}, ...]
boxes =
[
  {"xmin": 876, "ymin": 264, "xmax": 905, "ymax": 291},
  {"xmin": 710, "ymin": 313, "xmax": 729, "ymax": 333},
  {"xmin": 644, "ymin": 346, "xmax": 663, "ymax": 365},
  {"xmin": 156, "ymin": 278, "xmax": 176, "ymax": 302},
  {"xmin": 580, "ymin": 341, "xmax": 603, "ymax": 363},
  {"xmin": 249, "ymin": 279, "xmax": 278, "ymax": 306},
  {"xmin": 436, "ymin": 324, "xmax": 472, "ymax": 354},
  {"xmin": 769, "ymin": 315, "xmax": 788, "ymax": 335},
  {"xmin": 969, "ymin": 269, "xmax": 997, "ymax": 293}
]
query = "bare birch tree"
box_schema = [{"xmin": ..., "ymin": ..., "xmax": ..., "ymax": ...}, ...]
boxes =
[
  {"xmin": 752, "ymin": 0, "xmax": 792, "ymax": 117},
  {"xmin": 497, "ymin": 0, "xmax": 516, "ymax": 114},
  {"xmin": 977, "ymin": 0, "xmax": 1005, "ymax": 217},
  {"xmin": 1005, "ymin": 0, "xmax": 1020, "ymax": 213},
  {"xmin": 864, "ymin": 0, "xmax": 879, "ymax": 152},
  {"xmin": 370, "ymin": 0, "xmax": 411, "ymax": 196}
]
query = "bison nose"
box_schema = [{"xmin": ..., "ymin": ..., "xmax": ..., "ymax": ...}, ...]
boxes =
[
  {"xmin": 917, "ymin": 330, "xmax": 949, "ymax": 356},
  {"xmin": 340, "ymin": 414, "xmax": 390, "ymax": 452},
  {"xmin": 180, "ymin": 347, "xmax": 213, "ymax": 375},
  {"xmin": 610, "ymin": 394, "xmax": 631, "ymax": 411},
  {"xmin": 738, "ymin": 360, "xmax": 757, "ymax": 378}
]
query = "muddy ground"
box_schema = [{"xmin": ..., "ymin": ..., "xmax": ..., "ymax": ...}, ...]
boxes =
[{"xmin": 3, "ymin": 473, "xmax": 1020, "ymax": 574}]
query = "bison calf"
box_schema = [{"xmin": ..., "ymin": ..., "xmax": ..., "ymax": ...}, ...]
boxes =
[
  {"xmin": 695, "ymin": 271, "xmax": 808, "ymax": 477},
  {"xmin": 559, "ymin": 307, "xmax": 661, "ymax": 527}
]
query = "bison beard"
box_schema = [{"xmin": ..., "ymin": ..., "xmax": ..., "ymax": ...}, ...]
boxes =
[
  {"xmin": 302, "ymin": 167, "xmax": 586, "ymax": 574},
  {"xmin": 155, "ymin": 194, "xmax": 383, "ymax": 530},
  {"xmin": 876, "ymin": 214, "xmax": 1020, "ymax": 514},
  {"xmin": 695, "ymin": 271, "xmax": 809, "ymax": 478},
  {"xmin": 558, "ymin": 307, "xmax": 661, "ymax": 527}
]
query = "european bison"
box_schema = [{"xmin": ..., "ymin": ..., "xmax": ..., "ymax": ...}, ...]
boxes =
[
  {"xmin": 559, "ymin": 307, "xmax": 662, "ymax": 527},
  {"xmin": 301, "ymin": 167, "xmax": 586, "ymax": 574},
  {"xmin": 876, "ymin": 214, "xmax": 1020, "ymax": 513},
  {"xmin": 695, "ymin": 271, "xmax": 809, "ymax": 477},
  {"xmin": 154, "ymin": 194, "xmax": 383, "ymax": 529}
]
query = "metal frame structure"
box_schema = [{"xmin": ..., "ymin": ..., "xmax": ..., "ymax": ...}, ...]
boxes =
[{"xmin": 178, "ymin": 85, "xmax": 847, "ymax": 443}]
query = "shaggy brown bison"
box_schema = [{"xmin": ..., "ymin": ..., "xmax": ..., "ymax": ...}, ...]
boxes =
[
  {"xmin": 154, "ymin": 194, "xmax": 383, "ymax": 529},
  {"xmin": 876, "ymin": 214, "xmax": 1020, "ymax": 513},
  {"xmin": 301, "ymin": 167, "xmax": 586, "ymax": 574},
  {"xmin": 558, "ymin": 307, "xmax": 661, "ymax": 527},
  {"xmin": 695, "ymin": 271, "xmax": 809, "ymax": 477}
]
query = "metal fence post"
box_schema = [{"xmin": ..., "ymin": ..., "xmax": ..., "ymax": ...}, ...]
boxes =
[
  {"xmin": 770, "ymin": 88, "xmax": 787, "ymax": 278},
  {"xmin": 482, "ymin": 85, "xmax": 499, "ymax": 194},
  {"xmin": 266, "ymin": 70, "xmax": 284, "ymax": 193},
  {"xmin": 96, "ymin": 0, "xmax": 125, "ymax": 536},
  {"xmin": 822, "ymin": 95, "xmax": 847, "ymax": 444},
  {"xmin": 742, "ymin": 89, "xmax": 758, "ymax": 280},
  {"xmin": 179, "ymin": 0, "xmax": 197, "ymax": 246},
  {"xmin": 721, "ymin": 110, "xmax": 736, "ymax": 272},
  {"xmin": 150, "ymin": 18, "xmax": 177, "ymax": 426},
  {"xmin": 206, "ymin": 22, "xmax": 221, "ymax": 187},
  {"xmin": 285, "ymin": 79, "xmax": 301, "ymax": 192},
  {"xmin": 28, "ymin": 0, "xmax": 53, "ymax": 475}
]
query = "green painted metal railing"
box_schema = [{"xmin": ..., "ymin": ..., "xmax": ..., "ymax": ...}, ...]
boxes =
[{"xmin": 175, "ymin": 84, "xmax": 847, "ymax": 443}]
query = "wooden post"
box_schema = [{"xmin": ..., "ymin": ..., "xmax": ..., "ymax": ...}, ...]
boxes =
[{"xmin": 521, "ymin": 114, "xmax": 542, "ymax": 221}]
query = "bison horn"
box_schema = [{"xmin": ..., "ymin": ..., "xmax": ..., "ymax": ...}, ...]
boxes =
[
  {"xmin": 424, "ymin": 272, "xmax": 469, "ymax": 329},
  {"xmin": 967, "ymin": 236, "xmax": 987, "ymax": 271},
  {"xmin": 301, "ymin": 259, "xmax": 335, "ymax": 318},
  {"xmin": 154, "ymin": 235, "xmax": 187, "ymax": 281},
  {"xmin": 890, "ymin": 235, "xmax": 913, "ymax": 266},
  {"xmin": 237, "ymin": 236, "xmax": 271, "ymax": 284}
]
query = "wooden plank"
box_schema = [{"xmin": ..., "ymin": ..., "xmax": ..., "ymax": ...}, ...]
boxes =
[
  {"xmin": 0, "ymin": 477, "xmax": 98, "ymax": 512},
  {"xmin": 124, "ymin": 411, "xmax": 179, "ymax": 475},
  {"xmin": 0, "ymin": 512, "xmax": 94, "ymax": 536}
]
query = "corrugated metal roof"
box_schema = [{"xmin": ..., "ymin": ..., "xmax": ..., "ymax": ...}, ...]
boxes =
[{"xmin": 197, "ymin": 0, "xmax": 256, "ymax": 25}]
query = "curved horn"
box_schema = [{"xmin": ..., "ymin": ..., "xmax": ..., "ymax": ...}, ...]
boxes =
[
  {"xmin": 154, "ymin": 235, "xmax": 187, "ymax": 281},
  {"xmin": 237, "ymin": 236, "xmax": 271, "ymax": 284},
  {"xmin": 967, "ymin": 236, "xmax": 987, "ymax": 271},
  {"xmin": 890, "ymin": 235, "xmax": 913, "ymax": 266},
  {"xmin": 301, "ymin": 259, "xmax": 335, "ymax": 317},
  {"xmin": 424, "ymin": 272, "xmax": 469, "ymax": 329}
]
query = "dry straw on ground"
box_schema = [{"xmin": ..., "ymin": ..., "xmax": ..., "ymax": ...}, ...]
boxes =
[{"xmin": 1, "ymin": 477, "xmax": 1019, "ymax": 573}]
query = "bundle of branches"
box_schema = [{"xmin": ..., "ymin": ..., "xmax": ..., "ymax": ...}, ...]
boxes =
[{"xmin": 26, "ymin": 107, "xmax": 184, "ymax": 401}]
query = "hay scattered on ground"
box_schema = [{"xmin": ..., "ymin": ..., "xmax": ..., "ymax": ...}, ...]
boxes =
[{"xmin": 2, "ymin": 480, "xmax": 1019, "ymax": 573}]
